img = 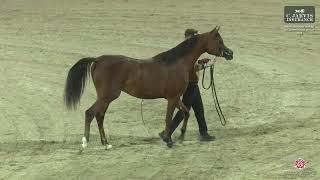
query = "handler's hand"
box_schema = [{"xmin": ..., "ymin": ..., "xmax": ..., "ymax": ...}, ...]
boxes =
[{"xmin": 198, "ymin": 58, "xmax": 211, "ymax": 64}]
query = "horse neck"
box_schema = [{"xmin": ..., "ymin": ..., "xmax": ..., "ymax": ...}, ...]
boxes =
[{"xmin": 182, "ymin": 41, "xmax": 206, "ymax": 71}]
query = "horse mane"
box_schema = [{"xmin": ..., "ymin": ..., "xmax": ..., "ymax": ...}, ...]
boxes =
[{"xmin": 154, "ymin": 35, "xmax": 199, "ymax": 65}]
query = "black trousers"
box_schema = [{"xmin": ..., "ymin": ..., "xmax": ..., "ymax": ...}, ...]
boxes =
[{"xmin": 171, "ymin": 83, "xmax": 208, "ymax": 135}]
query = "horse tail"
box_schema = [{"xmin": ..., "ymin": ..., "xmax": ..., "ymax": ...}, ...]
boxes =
[{"xmin": 64, "ymin": 57, "xmax": 95, "ymax": 110}]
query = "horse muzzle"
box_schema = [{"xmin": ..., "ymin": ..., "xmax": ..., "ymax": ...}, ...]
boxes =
[{"xmin": 223, "ymin": 48, "xmax": 233, "ymax": 60}]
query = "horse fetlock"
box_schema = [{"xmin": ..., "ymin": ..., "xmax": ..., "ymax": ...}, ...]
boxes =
[{"xmin": 101, "ymin": 138, "xmax": 108, "ymax": 145}]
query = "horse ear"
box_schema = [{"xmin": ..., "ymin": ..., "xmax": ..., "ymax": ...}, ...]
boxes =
[
  {"xmin": 210, "ymin": 25, "xmax": 220, "ymax": 33},
  {"xmin": 210, "ymin": 26, "xmax": 218, "ymax": 33},
  {"xmin": 216, "ymin": 25, "xmax": 220, "ymax": 32}
]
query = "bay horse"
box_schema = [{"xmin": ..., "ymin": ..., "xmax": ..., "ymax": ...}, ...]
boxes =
[{"xmin": 64, "ymin": 26, "xmax": 233, "ymax": 148}]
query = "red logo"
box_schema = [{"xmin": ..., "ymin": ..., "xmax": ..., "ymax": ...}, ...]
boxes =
[{"xmin": 294, "ymin": 158, "xmax": 306, "ymax": 169}]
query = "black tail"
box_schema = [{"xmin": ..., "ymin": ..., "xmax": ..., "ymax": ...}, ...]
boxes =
[{"xmin": 64, "ymin": 57, "xmax": 95, "ymax": 110}]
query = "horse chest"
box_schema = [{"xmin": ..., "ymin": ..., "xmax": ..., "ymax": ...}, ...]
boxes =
[{"xmin": 164, "ymin": 70, "xmax": 188, "ymax": 97}]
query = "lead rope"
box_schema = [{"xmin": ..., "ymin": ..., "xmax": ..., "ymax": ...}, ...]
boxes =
[
  {"xmin": 141, "ymin": 99, "xmax": 144, "ymax": 125},
  {"xmin": 140, "ymin": 99, "xmax": 150, "ymax": 134},
  {"xmin": 202, "ymin": 65, "xmax": 227, "ymax": 126}
]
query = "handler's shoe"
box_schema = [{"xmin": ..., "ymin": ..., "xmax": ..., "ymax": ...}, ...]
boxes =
[{"xmin": 200, "ymin": 133, "xmax": 215, "ymax": 142}]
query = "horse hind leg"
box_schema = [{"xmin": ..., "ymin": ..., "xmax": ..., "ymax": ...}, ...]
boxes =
[
  {"xmin": 82, "ymin": 102, "xmax": 96, "ymax": 149},
  {"xmin": 95, "ymin": 86, "xmax": 121, "ymax": 150},
  {"xmin": 81, "ymin": 96, "xmax": 117, "ymax": 150},
  {"xmin": 94, "ymin": 99, "xmax": 113, "ymax": 150}
]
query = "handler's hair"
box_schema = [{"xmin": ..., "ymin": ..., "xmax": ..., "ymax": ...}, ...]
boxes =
[{"xmin": 184, "ymin": 28, "xmax": 198, "ymax": 38}]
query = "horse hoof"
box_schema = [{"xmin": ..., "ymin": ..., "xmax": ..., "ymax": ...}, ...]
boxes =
[
  {"xmin": 159, "ymin": 131, "xmax": 164, "ymax": 138},
  {"xmin": 159, "ymin": 132, "xmax": 168, "ymax": 143},
  {"xmin": 178, "ymin": 135, "xmax": 185, "ymax": 142},
  {"xmin": 105, "ymin": 144, "xmax": 113, "ymax": 150},
  {"xmin": 167, "ymin": 141, "xmax": 173, "ymax": 148},
  {"xmin": 81, "ymin": 137, "xmax": 88, "ymax": 149},
  {"xmin": 81, "ymin": 143, "xmax": 87, "ymax": 149},
  {"xmin": 78, "ymin": 148, "xmax": 84, "ymax": 155},
  {"xmin": 159, "ymin": 132, "xmax": 174, "ymax": 147},
  {"xmin": 165, "ymin": 137, "xmax": 174, "ymax": 148}
]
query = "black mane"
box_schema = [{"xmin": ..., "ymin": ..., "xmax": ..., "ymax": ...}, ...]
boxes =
[{"xmin": 155, "ymin": 35, "xmax": 199, "ymax": 65}]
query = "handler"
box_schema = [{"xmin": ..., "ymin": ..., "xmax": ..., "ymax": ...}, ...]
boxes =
[{"xmin": 160, "ymin": 28, "xmax": 216, "ymax": 141}]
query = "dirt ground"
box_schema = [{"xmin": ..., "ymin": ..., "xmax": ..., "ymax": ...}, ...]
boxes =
[{"xmin": 0, "ymin": 0, "xmax": 319, "ymax": 179}]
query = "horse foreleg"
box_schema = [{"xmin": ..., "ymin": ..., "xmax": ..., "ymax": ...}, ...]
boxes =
[
  {"xmin": 177, "ymin": 100, "xmax": 190, "ymax": 141},
  {"xmin": 162, "ymin": 98, "xmax": 178, "ymax": 148}
]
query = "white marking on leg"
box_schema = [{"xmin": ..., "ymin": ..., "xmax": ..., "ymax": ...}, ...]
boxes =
[{"xmin": 81, "ymin": 136, "xmax": 88, "ymax": 149}]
